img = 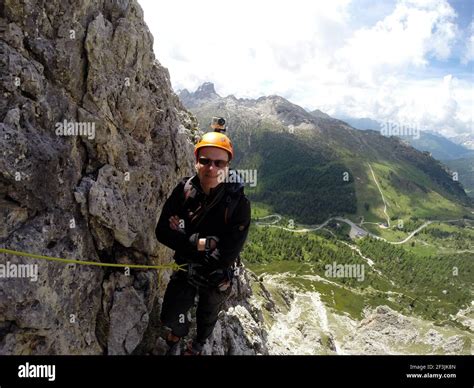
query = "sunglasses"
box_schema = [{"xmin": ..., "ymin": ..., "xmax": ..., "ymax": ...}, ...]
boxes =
[{"xmin": 198, "ymin": 157, "xmax": 229, "ymax": 168}]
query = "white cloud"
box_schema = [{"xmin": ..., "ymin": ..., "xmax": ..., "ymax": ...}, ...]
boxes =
[
  {"xmin": 334, "ymin": 0, "xmax": 458, "ymax": 86},
  {"xmin": 138, "ymin": 0, "xmax": 472, "ymax": 137},
  {"xmin": 461, "ymin": 21, "xmax": 474, "ymax": 64},
  {"xmin": 327, "ymin": 75, "xmax": 473, "ymax": 137},
  {"xmin": 139, "ymin": 0, "xmax": 352, "ymax": 96}
]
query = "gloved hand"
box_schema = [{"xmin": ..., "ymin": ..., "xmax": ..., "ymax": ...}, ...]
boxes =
[
  {"xmin": 169, "ymin": 215, "xmax": 185, "ymax": 234},
  {"xmin": 204, "ymin": 236, "xmax": 219, "ymax": 251},
  {"xmin": 203, "ymin": 248, "xmax": 220, "ymax": 266},
  {"xmin": 188, "ymin": 233, "xmax": 200, "ymax": 246},
  {"xmin": 206, "ymin": 268, "xmax": 231, "ymax": 291},
  {"xmin": 218, "ymin": 279, "xmax": 231, "ymax": 292}
]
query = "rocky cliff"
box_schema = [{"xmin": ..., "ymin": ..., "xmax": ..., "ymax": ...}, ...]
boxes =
[{"xmin": 0, "ymin": 0, "xmax": 268, "ymax": 355}]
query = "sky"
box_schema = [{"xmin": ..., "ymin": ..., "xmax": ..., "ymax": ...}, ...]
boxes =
[{"xmin": 138, "ymin": 0, "xmax": 473, "ymax": 138}]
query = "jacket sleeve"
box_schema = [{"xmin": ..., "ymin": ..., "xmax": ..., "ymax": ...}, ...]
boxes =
[
  {"xmin": 205, "ymin": 195, "xmax": 251, "ymax": 270},
  {"xmin": 155, "ymin": 180, "xmax": 197, "ymax": 254}
]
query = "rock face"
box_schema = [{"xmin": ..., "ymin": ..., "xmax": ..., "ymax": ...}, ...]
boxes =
[
  {"xmin": 0, "ymin": 0, "xmax": 268, "ymax": 355},
  {"xmin": 341, "ymin": 305, "xmax": 472, "ymax": 355}
]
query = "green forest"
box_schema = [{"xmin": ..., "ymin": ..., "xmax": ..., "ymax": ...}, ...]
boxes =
[{"xmin": 241, "ymin": 222, "xmax": 473, "ymax": 322}]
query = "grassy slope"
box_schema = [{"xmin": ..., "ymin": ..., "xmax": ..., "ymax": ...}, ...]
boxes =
[
  {"xmin": 443, "ymin": 157, "xmax": 474, "ymax": 198},
  {"xmin": 365, "ymin": 161, "xmax": 468, "ymax": 221}
]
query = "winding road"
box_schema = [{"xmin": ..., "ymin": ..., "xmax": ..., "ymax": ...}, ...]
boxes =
[
  {"xmin": 255, "ymin": 214, "xmax": 469, "ymax": 245},
  {"xmin": 254, "ymin": 164, "xmax": 472, "ymax": 245}
]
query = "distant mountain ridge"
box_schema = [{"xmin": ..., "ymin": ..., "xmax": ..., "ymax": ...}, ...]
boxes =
[
  {"xmin": 335, "ymin": 115, "xmax": 474, "ymax": 161},
  {"xmin": 179, "ymin": 83, "xmax": 472, "ymax": 224}
]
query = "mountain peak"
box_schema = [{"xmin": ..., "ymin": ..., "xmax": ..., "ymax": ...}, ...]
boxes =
[
  {"xmin": 178, "ymin": 82, "xmax": 220, "ymax": 108},
  {"xmin": 310, "ymin": 109, "xmax": 332, "ymax": 119},
  {"xmin": 195, "ymin": 82, "xmax": 219, "ymax": 98}
]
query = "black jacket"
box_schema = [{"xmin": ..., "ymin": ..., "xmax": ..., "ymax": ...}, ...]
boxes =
[{"xmin": 155, "ymin": 174, "xmax": 251, "ymax": 272}]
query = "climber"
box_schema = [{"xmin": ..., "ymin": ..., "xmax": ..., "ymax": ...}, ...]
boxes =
[{"xmin": 155, "ymin": 117, "xmax": 251, "ymax": 355}]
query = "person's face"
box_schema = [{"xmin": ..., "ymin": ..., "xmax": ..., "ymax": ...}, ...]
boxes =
[{"xmin": 196, "ymin": 147, "xmax": 230, "ymax": 190}]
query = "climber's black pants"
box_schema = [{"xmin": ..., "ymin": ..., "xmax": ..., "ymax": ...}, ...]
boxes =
[{"xmin": 160, "ymin": 271, "xmax": 231, "ymax": 344}]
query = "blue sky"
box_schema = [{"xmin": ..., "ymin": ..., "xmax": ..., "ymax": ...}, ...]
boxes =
[{"xmin": 139, "ymin": 0, "xmax": 473, "ymax": 138}]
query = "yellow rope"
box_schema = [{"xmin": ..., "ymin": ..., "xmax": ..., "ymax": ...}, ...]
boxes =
[{"xmin": 0, "ymin": 248, "xmax": 186, "ymax": 272}]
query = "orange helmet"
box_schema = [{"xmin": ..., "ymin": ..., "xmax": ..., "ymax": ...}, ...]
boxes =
[{"xmin": 194, "ymin": 132, "xmax": 234, "ymax": 161}]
